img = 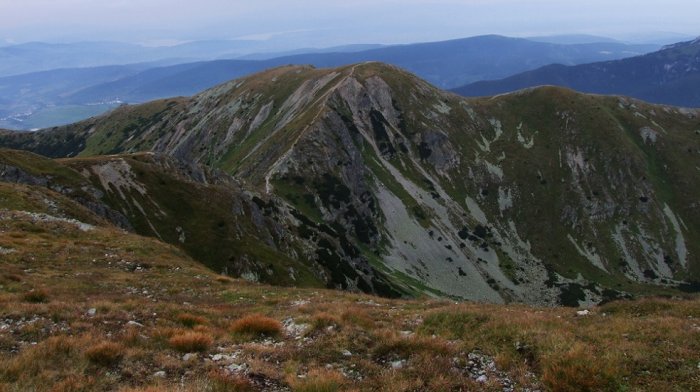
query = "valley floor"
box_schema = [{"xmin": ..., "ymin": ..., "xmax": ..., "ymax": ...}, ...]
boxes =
[{"xmin": 0, "ymin": 210, "xmax": 699, "ymax": 391}]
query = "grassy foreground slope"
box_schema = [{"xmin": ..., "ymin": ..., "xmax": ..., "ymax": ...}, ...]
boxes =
[{"xmin": 0, "ymin": 183, "xmax": 698, "ymax": 391}]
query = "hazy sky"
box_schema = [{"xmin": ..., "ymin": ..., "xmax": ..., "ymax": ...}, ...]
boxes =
[{"xmin": 1, "ymin": 0, "xmax": 698, "ymax": 46}]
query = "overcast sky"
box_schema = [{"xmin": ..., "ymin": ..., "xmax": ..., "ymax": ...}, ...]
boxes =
[{"xmin": 1, "ymin": 0, "xmax": 698, "ymax": 46}]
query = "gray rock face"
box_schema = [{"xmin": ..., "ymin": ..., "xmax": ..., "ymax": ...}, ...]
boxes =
[
  {"xmin": 0, "ymin": 164, "xmax": 49, "ymax": 187},
  {"xmin": 0, "ymin": 161, "xmax": 133, "ymax": 230}
]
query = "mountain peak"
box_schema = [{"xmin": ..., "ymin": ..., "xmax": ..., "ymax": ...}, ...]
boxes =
[
  {"xmin": 198, "ymin": 62, "xmax": 418, "ymax": 100},
  {"xmin": 660, "ymin": 36, "xmax": 700, "ymax": 50}
]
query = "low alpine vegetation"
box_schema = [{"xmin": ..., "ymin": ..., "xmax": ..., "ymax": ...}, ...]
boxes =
[
  {"xmin": 0, "ymin": 210, "xmax": 698, "ymax": 391},
  {"xmin": 176, "ymin": 313, "xmax": 208, "ymax": 328},
  {"xmin": 22, "ymin": 288, "xmax": 49, "ymax": 303},
  {"xmin": 84, "ymin": 341, "xmax": 124, "ymax": 366},
  {"xmin": 230, "ymin": 314, "xmax": 283, "ymax": 338},
  {"xmin": 168, "ymin": 332, "xmax": 213, "ymax": 353}
]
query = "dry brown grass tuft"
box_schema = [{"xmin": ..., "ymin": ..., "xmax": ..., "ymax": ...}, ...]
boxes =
[
  {"xmin": 541, "ymin": 342, "xmax": 619, "ymax": 392},
  {"xmin": 49, "ymin": 374, "xmax": 97, "ymax": 392},
  {"xmin": 151, "ymin": 326, "xmax": 177, "ymax": 342},
  {"xmin": 168, "ymin": 331, "xmax": 213, "ymax": 353},
  {"xmin": 208, "ymin": 370, "xmax": 256, "ymax": 392},
  {"xmin": 230, "ymin": 314, "xmax": 283, "ymax": 338},
  {"xmin": 91, "ymin": 300, "xmax": 116, "ymax": 313},
  {"xmin": 192, "ymin": 324, "xmax": 212, "ymax": 334},
  {"xmin": 286, "ymin": 368, "xmax": 346, "ymax": 392},
  {"xmin": 23, "ymin": 288, "xmax": 49, "ymax": 303},
  {"xmin": 84, "ymin": 341, "xmax": 124, "ymax": 366},
  {"xmin": 310, "ymin": 312, "xmax": 341, "ymax": 331},
  {"xmin": 118, "ymin": 328, "xmax": 143, "ymax": 347},
  {"xmin": 0, "ymin": 335, "xmax": 80, "ymax": 384},
  {"xmin": 3, "ymin": 273, "xmax": 22, "ymax": 282},
  {"xmin": 341, "ymin": 306, "xmax": 374, "ymax": 329},
  {"xmin": 215, "ymin": 276, "xmax": 234, "ymax": 284},
  {"xmin": 177, "ymin": 313, "xmax": 208, "ymax": 328},
  {"xmin": 118, "ymin": 387, "xmax": 171, "ymax": 392},
  {"xmin": 372, "ymin": 330, "xmax": 452, "ymax": 361}
]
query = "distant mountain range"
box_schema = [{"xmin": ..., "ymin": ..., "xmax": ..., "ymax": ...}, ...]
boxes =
[
  {"xmin": 526, "ymin": 33, "xmax": 696, "ymax": 46},
  {"xmin": 65, "ymin": 35, "xmax": 659, "ymax": 97},
  {"xmin": 525, "ymin": 34, "xmax": 623, "ymax": 45},
  {"xmin": 0, "ymin": 40, "xmax": 296, "ymax": 77},
  {"xmin": 0, "ymin": 35, "xmax": 661, "ymax": 78},
  {"xmin": 0, "ymin": 35, "xmax": 659, "ymax": 129},
  {"xmin": 454, "ymin": 37, "xmax": 700, "ymax": 107}
]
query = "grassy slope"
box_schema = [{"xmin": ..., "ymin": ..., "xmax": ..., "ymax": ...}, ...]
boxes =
[
  {"xmin": 1, "ymin": 148, "xmax": 407, "ymax": 299},
  {"xmin": 0, "ymin": 191, "xmax": 699, "ymax": 391},
  {"xmin": 63, "ymin": 154, "xmax": 324, "ymax": 289},
  {"xmin": 0, "ymin": 149, "xmax": 326, "ymax": 289},
  {"xmin": 461, "ymin": 88, "xmax": 700, "ymax": 283}
]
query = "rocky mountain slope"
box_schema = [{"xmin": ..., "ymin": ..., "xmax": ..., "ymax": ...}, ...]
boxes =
[
  {"xmin": 1, "ymin": 183, "xmax": 697, "ymax": 391},
  {"xmin": 454, "ymin": 37, "xmax": 700, "ymax": 107},
  {"xmin": 2, "ymin": 63, "xmax": 699, "ymax": 306},
  {"xmin": 0, "ymin": 149, "xmax": 403, "ymax": 297}
]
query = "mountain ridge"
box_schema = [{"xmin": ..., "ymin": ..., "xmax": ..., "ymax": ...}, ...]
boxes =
[
  {"xmin": 454, "ymin": 37, "xmax": 700, "ymax": 107},
  {"xmin": 1, "ymin": 62, "xmax": 698, "ymax": 306},
  {"xmin": 0, "ymin": 35, "xmax": 660, "ymax": 130},
  {"xmin": 67, "ymin": 35, "xmax": 659, "ymax": 101}
]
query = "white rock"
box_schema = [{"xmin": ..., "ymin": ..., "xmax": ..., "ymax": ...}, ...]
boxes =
[
  {"xmin": 391, "ymin": 360, "xmax": 406, "ymax": 369},
  {"xmin": 126, "ymin": 320, "xmax": 144, "ymax": 327},
  {"xmin": 227, "ymin": 363, "xmax": 248, "ymax": 373},
  {"xmin": 153, "ymin": 371, "xmax": 166, "ymax": 378},
  {"xmin": 86, "ymin": 308, "xmax": 97, "ymax": 317},
  {"xmin": 182, "ymin": 353, "xmax": 197, "ymax": 361},
  {"xmin": 212, "ymin": 354, "xmax": 224, "ymax": 361},
  {"xmin": 476, "ymin": 375, "xmax": 488, "ymax": 383},
  {"xmin": 576, "ymin": 309, "xmax": 590, "ymax": 316},
  {"xmin": 342, "ymin": 350, "xmax": 352, "ymax": 357},
  {"xmin": 283, "ymin": 318, "xmax": 309, "ymax": 337}
]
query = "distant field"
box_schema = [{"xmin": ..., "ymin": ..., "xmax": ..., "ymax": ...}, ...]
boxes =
[{"xmin": 0, "ymin": 104, "xmax": 119, "ymax": 130}]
